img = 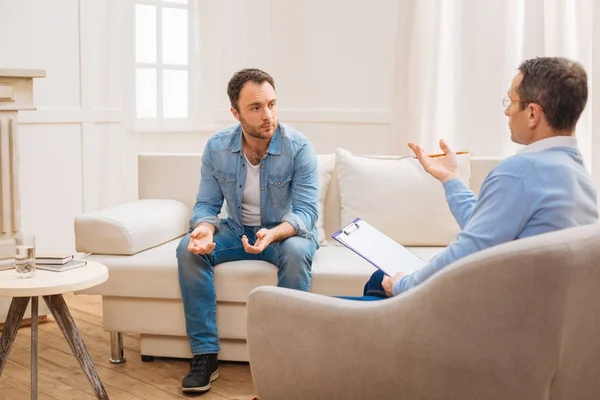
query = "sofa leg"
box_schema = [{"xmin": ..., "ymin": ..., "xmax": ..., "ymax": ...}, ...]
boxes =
[
  {"xmin": 141, "ymin": 355, "xmax": 155, "ymax": 362},
  {"xmin": 109, "ymin": 332, "xmax": 126, "ymax": 364}
]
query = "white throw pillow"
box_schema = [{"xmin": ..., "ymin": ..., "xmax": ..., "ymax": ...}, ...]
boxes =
[
  {"xmin": 316, "ymin": 154, "xmax": 336, "ymax": 245},
  {"xmin": 335, "ymin": 148, "xmax": 471, "ymax": 246}
]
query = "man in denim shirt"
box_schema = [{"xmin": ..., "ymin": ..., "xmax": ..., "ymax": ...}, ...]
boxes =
[{"xmin": 176, "ymin": 68, "xmax": 319, "ymax": 394}]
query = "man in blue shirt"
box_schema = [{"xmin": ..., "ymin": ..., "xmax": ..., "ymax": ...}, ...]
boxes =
[
  {"xmin": 177, "ymin": 68, "xmax": 319, "ymax": 393},
  {"xmin": 349, "ymin": 57, "xmax": 598, "ymax": 301}
]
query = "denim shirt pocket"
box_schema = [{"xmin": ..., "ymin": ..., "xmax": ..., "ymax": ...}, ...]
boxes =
[
  {"xmin": 267, "ymin": 175, "xmax": 292, "ymax": 206},
  {"xmin": 213, "ymin": 171, "xmax": 237, "ymax": 204}
]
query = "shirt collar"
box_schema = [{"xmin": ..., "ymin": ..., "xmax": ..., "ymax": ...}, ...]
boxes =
[
  {"xmin": 517, "ymin": 136, "xmax": 579, "ymax": 154},
  {"xmin": 231, "ymin": 123, "xmax": 282, "ymax": 155},
  {"xmin": 231, "ymin": 125, "xmax": 243, "ymax": 153},
  {"xmin": 267, "ymin": 124, "xmax": 282, "ymax": 155}
]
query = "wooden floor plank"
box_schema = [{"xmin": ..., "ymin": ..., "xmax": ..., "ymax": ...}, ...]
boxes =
[
  {"xmin": 2, "ymin": 357, "xmax": 94, "ymax": 400},
  {"xmin": 0, "ymin": 373, "xmax": 57, "ymax": 400},
  {"xmin": 0, "ymin": 293, "xmax": 257, "ymax": 400}
]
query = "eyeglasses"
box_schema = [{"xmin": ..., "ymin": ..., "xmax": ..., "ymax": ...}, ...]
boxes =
[{"xmin": 502, "ymin": 96, "xmax": 544, "ymax": 111}]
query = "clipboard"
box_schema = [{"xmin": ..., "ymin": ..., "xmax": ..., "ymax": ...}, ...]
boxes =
[{"xmin": 332, "ymin": 218, "xmax": 427, "ymax": 276}]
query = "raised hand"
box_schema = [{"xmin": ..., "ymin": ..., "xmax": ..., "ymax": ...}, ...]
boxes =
[
  {"xmin": 242, "ymin": 228, "xmax": 274, "ymax": 254},
  {"xmin": 408, "ymin": 139, "xmax": 459, "ymax": 183},
  {"xmin": 187, "ymin": 224, "xmax": 216, "ymax": 255}
]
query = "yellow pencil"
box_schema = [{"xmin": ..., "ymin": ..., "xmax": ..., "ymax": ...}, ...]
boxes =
[{"xmin": 428, "ymin": 151, "xmax": 469, "ymax": 158}]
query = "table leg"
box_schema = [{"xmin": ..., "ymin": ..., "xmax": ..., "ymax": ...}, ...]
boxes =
[
  {"xmin": 43, "ymin": 295, "xmax": 109, "ymax": 400},
  {"xmin": 31, "ymin": 296, "xmax": 38, "ymax": 400},
  {"xmin": 0, "ymin": 296, "xmax": 30, "ymax": 377}
]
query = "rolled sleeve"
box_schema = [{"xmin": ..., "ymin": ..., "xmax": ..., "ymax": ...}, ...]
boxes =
[
  {"xmin": 284, "ymin": 142, "xmax": 319, "ymax": 238},
  {"xmin": 283, "ymin": 212, "xmax": 310, "ymax": 238},
  {"xmin": 190, "ymin": 144, "xmax": 225, "ymax": 232},
  {"xmin": 191, "ymin": 215, "xmax": 221, "ymax": 231}
]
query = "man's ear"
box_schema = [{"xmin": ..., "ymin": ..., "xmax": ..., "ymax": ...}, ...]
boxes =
[
  {"xmin": 230, "ymin": 106, "xmax": 240, "ymax": 122},
  {"xmin": 527, "ymin": 104, "xmax": 542, "ymax": 129}
]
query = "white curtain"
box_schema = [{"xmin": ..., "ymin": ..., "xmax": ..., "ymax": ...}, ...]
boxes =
[{"xmin": 393, "ymin": 0, "xmax": 593, "ymax": 165}]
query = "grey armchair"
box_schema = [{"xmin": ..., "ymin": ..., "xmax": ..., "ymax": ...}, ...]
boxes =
[{"xmin": 247, "ymin": 223, "xmax": 600, "ymax": 400}]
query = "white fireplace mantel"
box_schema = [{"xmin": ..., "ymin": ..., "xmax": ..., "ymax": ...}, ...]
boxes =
[
  {"xmin": 0, "ymin": 68, "xmax": 46, "ymax": 260},
  {"xmin": 0, "ymin": 68, "xmax": 49, "ymax": 324}
]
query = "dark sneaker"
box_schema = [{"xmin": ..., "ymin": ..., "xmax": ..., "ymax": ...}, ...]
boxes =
[{"xmin": 181, "ymin": 353, "xmax": 219, "ymax": 393}]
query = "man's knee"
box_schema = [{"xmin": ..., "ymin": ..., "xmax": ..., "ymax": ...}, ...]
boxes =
[
  {"xmin": 276, "ymin": 236, "xmax": 314, "ymax": 291},
  {"xmin": 279, "ymin": 236, "xmax": 315, "ymax": 265},
  {"xmin": 365, "ymin": 270, "xmax": 385, "ymax": 289},
  {"xmin": 363, "ymin": 269, "xmax": 386, "ymax": 297},
  {"xmin": 177, "ymin": 234, "xmax": 194, "ymax": 274},
  {"xmin": 369, "ymin": 270, "xmax": 385, "ymax": 282},
  {"xmin": 176, "ymin": 234, "xmax": 210, "ymax": 274},
  {"xmin": 176, "ymin": 234, "xmax": 192, "ymax": 262}
]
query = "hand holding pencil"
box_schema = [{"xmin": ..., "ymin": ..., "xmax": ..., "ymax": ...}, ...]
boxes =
[
  {"xmin": 408, "ymin": 139, "xmax": 461, "ymax": 183},
  {"xmin": 428, "ymin": 150, "xmax": 469, "ymax": 158}
]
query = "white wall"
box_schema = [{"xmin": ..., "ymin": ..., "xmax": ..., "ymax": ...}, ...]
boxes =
[
  {"xmin": 139, "ymin": 0, "xmax": 600, "ymax": 169},
  {"xmin": 3, "ymin": 0, "xmax": 599, "ymax": 254},
  {"xmin": 0, "ymin": 0, "xmax": 137, "ymax": 254},
  {"xmin": 139, "ymin": 0, "xmax": 404, "ymax": 156},
  {"xmin": 593, "ymin": 1, "xmax": 600, "ymax": 193}
]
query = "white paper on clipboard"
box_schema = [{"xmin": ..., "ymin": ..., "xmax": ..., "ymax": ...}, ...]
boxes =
[{"xmin": 332, "ymin": 218, "xmax": 427, "ymax": 276}]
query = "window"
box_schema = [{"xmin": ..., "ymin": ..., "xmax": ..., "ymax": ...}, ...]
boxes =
[{"xmin": 133, "ymin": 0, "xmax": 195, "ymax": 129}]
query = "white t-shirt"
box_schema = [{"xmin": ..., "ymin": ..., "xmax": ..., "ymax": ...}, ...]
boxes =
[{"xmin": 241, "ymin": 154, "xmax": 262, "ymax": 226}]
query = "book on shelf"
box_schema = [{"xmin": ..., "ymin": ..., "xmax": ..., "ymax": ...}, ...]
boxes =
[
  {"xmin": 35, "ymin": 254, "xmax": 74, "ymax": 265},
  {"xmin": 36, "ymin": 259, "xmax": 87, "ymax": 272}
]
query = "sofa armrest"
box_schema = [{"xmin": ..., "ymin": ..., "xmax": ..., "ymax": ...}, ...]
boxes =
[{"xmin": 74, "ymin": 199, "xmax": 190, "ymax": 255}]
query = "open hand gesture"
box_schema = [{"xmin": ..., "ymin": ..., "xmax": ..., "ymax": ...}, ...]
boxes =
[
  {"xmin": 242, "ymin": 229, "xmax": 274, "ymax": 254},
  {"xmin": 408, "ymin": 139, "xmax": 459, "ymax": 183},
  {"xmin": 188, "ymin": 225, "xmax": 216, "ymax": 255}
]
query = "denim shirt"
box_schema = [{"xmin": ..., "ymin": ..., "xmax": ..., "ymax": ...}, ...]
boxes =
[{"xmin": 190, "ymin": 123, "xmax": 319, "ymax": 242}]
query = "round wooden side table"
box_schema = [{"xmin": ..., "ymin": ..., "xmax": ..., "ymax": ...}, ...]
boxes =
[{"xmin": 0, "ymin": 261, "xmax": 109, "ymax": 399}]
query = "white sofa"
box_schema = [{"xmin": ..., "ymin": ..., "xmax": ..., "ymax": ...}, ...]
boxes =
[{"xmin": 73, "ymin": 149, "xmax": 501, "ymax": 363}]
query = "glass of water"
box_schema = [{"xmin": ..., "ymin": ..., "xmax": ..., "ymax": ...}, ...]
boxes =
[{"xmin": 15, "ymin": 234, "xmax": 35, "ymax": 278}]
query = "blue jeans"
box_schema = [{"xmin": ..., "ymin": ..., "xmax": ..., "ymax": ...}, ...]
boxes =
[
  {"xmin": 176, "ymin": 222, "xmax": 317, "ymax": 355},
  {"xmin": 338, "ymin": 270, "xmax": 389, "ymax": 301}
]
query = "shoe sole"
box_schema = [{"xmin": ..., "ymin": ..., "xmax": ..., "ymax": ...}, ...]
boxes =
[{"xmin": 181, "ymin": 370, "xmax": 220, "ymax": 393}]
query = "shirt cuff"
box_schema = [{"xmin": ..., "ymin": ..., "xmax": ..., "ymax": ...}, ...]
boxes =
[
  {"xmin": 392, "ymin": 275, "xmax": 408, "ymax": 296},
  {"xmin": 192, "ymin": 216, "xmax": 220, "ymax": 231},
  {"xmin": 282, "ymin": 212, "xmax": 311, "ymax": 238},
  {"xmin": 442, "ymin": 178, "xmax": 469, "ymax": 194}
]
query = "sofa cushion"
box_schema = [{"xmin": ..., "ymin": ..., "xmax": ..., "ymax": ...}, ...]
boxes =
[
  {"xmin": 80, "ymin": 238, "xmax": 444, "ymax": 300},
  {"xmin": 335, "ymin": 148, "xmax": 471, "ymax": 246},
  {"xmin": 317, "ymin": 154, "xmax": 336, "ymax": 245}
]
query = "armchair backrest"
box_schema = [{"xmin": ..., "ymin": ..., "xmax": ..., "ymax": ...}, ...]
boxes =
[{"xmin": 387, "ymin": 222, "xmax": 600, "ymax": 399}]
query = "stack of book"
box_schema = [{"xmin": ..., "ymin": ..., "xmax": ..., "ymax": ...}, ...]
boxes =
[
  {"xmin": 0, "ymin": 258, "xmax": 15, "ymax": 271},
  {"xmin": 35, "ymin": 254, "xmax": 87, "ymax": 272}
]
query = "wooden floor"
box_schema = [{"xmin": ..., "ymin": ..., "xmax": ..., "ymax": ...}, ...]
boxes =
[{"xmin": 0, "ymin": 294, "xmax": 257, "ymax": 400}]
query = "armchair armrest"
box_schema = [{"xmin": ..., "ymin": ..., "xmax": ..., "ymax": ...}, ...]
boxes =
[{"xmin": 74, "ymin": 199, "xmax": 190, "ymax": 255}]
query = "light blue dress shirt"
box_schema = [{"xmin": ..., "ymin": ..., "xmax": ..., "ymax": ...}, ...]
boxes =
[{"xmin": 393, "ymin": 136, "xmax": 599, "ymax": 296}]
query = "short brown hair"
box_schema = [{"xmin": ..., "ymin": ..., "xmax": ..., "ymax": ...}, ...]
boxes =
[
  {"xmin": 517, "ymin": 57, "xmax": 588, "ymax": 132},
  {"xmin": 227, "ymin": 68, "xmax": 275, "ymax": 111}
]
